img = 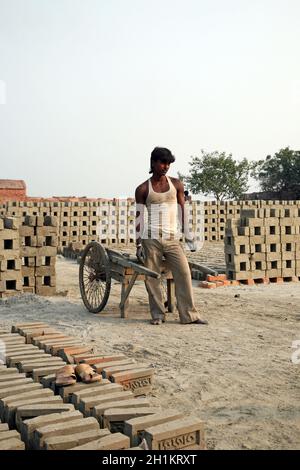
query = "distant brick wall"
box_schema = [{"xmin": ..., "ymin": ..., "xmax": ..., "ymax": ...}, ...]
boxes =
[{"xmin": 0, "ymin": 189, "xmax": 26, "ymax": 201}]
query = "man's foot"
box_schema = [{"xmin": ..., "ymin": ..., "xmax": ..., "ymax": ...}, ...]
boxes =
[
  {"xmin": 150, "ymin": 319, "xmax": 163, "ymax": 325},
  {"xmin": 186, "ymin": 319, "xmax": 208, "ymax": 325}
]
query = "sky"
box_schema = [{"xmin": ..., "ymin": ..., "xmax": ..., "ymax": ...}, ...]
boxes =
[{"xmin": 0, "ymin": 0, "xmax": 299, "ymax": 198}]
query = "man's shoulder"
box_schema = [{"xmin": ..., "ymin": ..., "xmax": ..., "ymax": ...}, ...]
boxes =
[
  {"xmin": 169, "ymin": 176, "xmax": 184, "ymax": 189},
  {"xmin": 135, "ymin": 179, "xmax": 149, "ymax": 192},
  {"xmin": 135, "ymin": 180, "xmax": 149, "ymax": 202}
]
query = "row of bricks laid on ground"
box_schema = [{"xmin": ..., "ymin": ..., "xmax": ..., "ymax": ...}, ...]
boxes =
[
  {"xmin": 0, "ymin": 329, "xmax": 132, "ymax": 450},
  {"xmin": 0, "ymin": 216, "xmax": 57, "ymax": 297},
  {"xmin": 0, "ymin": 323, "xmax": 206, "ymax": 450},
  {"xmin": 224, "ymin": 209, "xmax": 300, "ymax": 280},
  {"xmin": 8, "ymin": 322, "xmax": 155, "ymax": 397}
]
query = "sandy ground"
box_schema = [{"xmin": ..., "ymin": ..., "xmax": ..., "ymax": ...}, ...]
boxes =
[{"xmin": 0, "ymin": 252, "xmax": 299, "ymax": 450}]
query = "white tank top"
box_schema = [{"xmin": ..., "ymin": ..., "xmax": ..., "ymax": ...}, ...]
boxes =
[{"xmin": 143, "ymin": 176, "xmax": 179, "ymax": 240}]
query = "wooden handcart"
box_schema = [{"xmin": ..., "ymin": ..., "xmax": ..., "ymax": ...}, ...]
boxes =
[{"xmin": 79, "ymin": 242, "xmax": 217, "ymax": 318}]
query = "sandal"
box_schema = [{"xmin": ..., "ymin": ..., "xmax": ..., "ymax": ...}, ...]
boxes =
[
  {"xmin": 75, "ymin": 363, "xmax": 102, "ymax": 383},
  {"xmin": 55, "ymin": 365, "xmax": 76, "ymax": 386}
]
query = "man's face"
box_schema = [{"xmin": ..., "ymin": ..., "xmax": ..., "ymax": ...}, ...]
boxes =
[{"xmin": 152, "ymin": 159, "xmax": 171, "ymax": 177}]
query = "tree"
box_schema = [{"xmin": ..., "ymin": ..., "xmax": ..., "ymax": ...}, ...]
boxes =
[
  {"xmin": 181, "ymin": 150, "xmax": 251, "ymax": 201},
  {"xmin": 253, "ymin": 147, "xmax": 300, "ymax": 193}
]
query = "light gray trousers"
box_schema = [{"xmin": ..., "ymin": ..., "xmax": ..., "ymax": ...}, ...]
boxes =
[{"xmin": 142, "ymin": 239, "xmax": 201, "ymax": 324}]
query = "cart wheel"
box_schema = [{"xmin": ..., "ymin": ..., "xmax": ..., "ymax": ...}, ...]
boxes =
[{"xmin": 79, "ymin": 242, "xmax": 111, "ymax": 313}]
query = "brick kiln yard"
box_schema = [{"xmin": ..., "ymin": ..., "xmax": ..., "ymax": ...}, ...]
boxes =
[{"xmin": 0, "ymin": 244, "xmax": 299, "ymax": 450}]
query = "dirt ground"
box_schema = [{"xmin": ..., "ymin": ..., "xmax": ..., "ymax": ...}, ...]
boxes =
[{"xmin": 0, "ymin": 246, "xmax": 299, "ymax": 450}]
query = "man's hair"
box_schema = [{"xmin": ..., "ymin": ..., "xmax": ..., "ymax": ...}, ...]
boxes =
[{"xmin": 149, "ymin": 147, "xmax": 175, "ymax": 173}]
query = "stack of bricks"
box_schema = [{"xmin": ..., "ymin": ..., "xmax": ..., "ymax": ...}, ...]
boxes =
[
  {"xmin": 225, "ymin": 205, "xmax": 300, "ymax": 282},
  {"xmin": 0, "ymin": 217, "xmax": 23, "ymax": 298},
  {"xmin": 20, "ymin": 215, "xmax": 57, "ymax": 295},
  {"xmin": 2, "ymin": 196, "xmax": 300, "ymax": 250},
  {"xmin": 203, "ymin": 200, "xmax": 261, "ymax": 242}
]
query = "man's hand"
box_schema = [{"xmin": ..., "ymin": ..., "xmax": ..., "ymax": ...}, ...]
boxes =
[
  {"xmin": 136, "ymin": 244, "xmax": 145, "ymax": 264},
  {"xmin": 184, "ymin": 237, "xmax": 197, "ymax": 252}
]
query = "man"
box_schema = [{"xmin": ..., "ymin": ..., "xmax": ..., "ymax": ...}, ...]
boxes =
[{"xmin": 135, "ymin": 147, "xmax": 208, "ymax": 326}]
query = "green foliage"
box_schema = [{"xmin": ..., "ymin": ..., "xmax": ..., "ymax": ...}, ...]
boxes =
[
  {"xmin": 182, "ymin": 150, "xmax": 251, "ymax": 201},
  {"xmin": 252, "ymin": 147, "xmax": 300, "ymax": 193}
]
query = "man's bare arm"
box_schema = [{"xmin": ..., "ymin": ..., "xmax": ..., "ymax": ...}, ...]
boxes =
[
  {"xmin": 171, "ymin": 178, "xmax": 186, "ymax": 236},
  {"xmin": 135, "ymin": 182, "xmax": 147, "ymax": 246}
]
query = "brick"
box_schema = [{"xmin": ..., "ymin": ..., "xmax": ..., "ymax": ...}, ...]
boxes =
[
  {"xmin": 15, "ymin": 403, "xmax": 74, "ymax": 430},
  {"xmin": 74, "ymin": 353, "xmax": 127, "ymax": 365},
  {"xmin": 143, "ymin": 416, "xmax": 205, "ymax": 450},
  {"xmin": 0, "ymin": 378, "xmax": 33, "ymax": 391},
  {"xmin": 198, "ymin": 281, "xmax": 217, "ymax": 289},
  {"xmin": 5, "ymin": 345, "xmax": 42, "ymax": 355},
  {"xmin": 57, "ymin": 346, "xmax": 94, "ymax": 363},
  {"xmin": 69, "ymin": 432, "xmax": 129, "ymax": 450},
  {"xmin": 36, "ymin": 336, "xmax": 77, "ymax": 348},
  {"xmin": 20, "ymin": 358, "xmax": 64, "ymax": 373},
  {"xmin": 206, "ymin": 274, "xmax": 227, "ymax": 282},
  {"xmin": 49, "ymin": 342, "xmax": 83, "ymax": 355},
  {"xmin": 280, "ymin": 234, "xmax": 297, "ymax": 243},
  {"xmin": 70, "ymin": 382, "xmax": 121, "ymax": 404},
  {"xmin": 111, "ymin": 368, "xmax": 154, "ymax": 396},
  {"xmin": 20, "ymin": 410, "xmax": 83, "ymax": 448},
  {"xmin": 43, "ymin": 428, "xmax": 105, "ymax": 450},
  {"xmin": 36, "ymin": 336, "xmax": 75, "ymax": 349},
  {"xmin": 9, "ymin": 353, "xmax": 51, "ymax": 367},
  {"xmin": 0, "ymin": 336, "xmax": 25, "ymax": 345},
  {"xmin": 58, "ymin": 380, "xmax": 113, "ymax": 401},
  {"xmin": 35, "ymin": 266, "xmax": 55, "ymax": 276},
  {"xmin": 32, "ymin": 364, "xmax": 67, "ymax": 381},
  {"xmin": 0, "ymin": 333, "xmax": 22, "ymax": 341},
  {"xmin": 34, "ymin": 416, "xmax": 99, "ymax": 449},
  {"xmin": 266, "ymin": 251, "xmax": 282, "ymax": 262},
  {"xmin": 0, "ymin": 437, "xmax": 25, "ymax": 450},
  {"xmin": 0, "ymin": 388, "xmax": 54, "ymax": 417},
  {"xmin": 102, "ymin": 363, "xmax": 148, "ymax": 379},
  {"xmin": 13, "ymin": 322, "xmax": 49, "ymax": 333},
  {"xmin": 0, "ymin": 430, "xmax": 22, "ymax": 442},
  {"xmin": 24, "ymin": 328, "xmax": 59, "ymax": 343},
  {"xmin": 93, "ymin": 398, "xmax": 150, "ymax": 425},
  {"xmin": 103, "ymin": 407, "xmax": 159, "ymax": 433},
  {"xmin": 92, "ymin": 359, "xmax": 136, "ymax": 373},
  {"xmin": 32, "ymin": 334, "xmax": 67, "ymax": 346},
  {"xmin": 4, "ymin": 395, "xmax": 62, "ymax": 428},
  {"xmin": 0, "ymin": 383, "xmax": 42, "ymax": 399},
  {"xmin": 36, "ymin": 226, "xmax": 57, "ymax": 237},
  {"xmin": 0, "ymin": 373, "xmax": 26, "ymax": 383},
  {"xmin": 79, "ymin": 391, "xmax": 133, "ymax": 416},
  {"xmin": 36, "ymin": 246, "xmax": 57, "ymax": 257},
  {"xmin": 0, "ymin": 229, "xmax": 19, "ymax": 240},
  {"xmin": 19, "ymin": 226, "xmax": 35, "ymax": 237},
  {"xmin": 0, "ymin": 367, "xmax": 19, "ymax": 375}
]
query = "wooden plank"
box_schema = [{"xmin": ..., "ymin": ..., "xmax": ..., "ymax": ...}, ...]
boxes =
[
  {"xmin": 109, "ymin": 254, "xmax": 160, "ymax": 279},
  {"xmin": 167, "ymin": 279, "xmax": 176, "ymax": 313},
  {"xmin": 120, "ymin": 281, "xmax": 129, "ymax": 319}
]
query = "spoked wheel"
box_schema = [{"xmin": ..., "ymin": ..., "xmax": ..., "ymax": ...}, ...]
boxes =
[{"xmin": 79, "ymin": 242, "xmax": 111, "ymax": 313}]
